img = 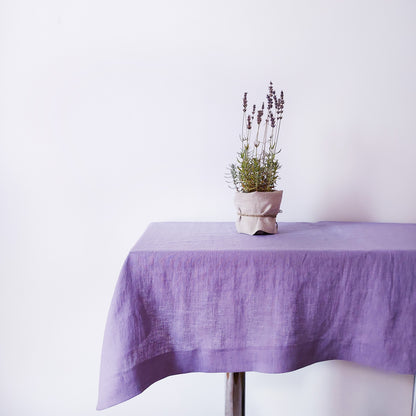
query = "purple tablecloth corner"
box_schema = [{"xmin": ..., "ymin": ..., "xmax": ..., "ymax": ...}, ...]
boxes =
[{"xmin": 97, "ymin": 221, "xmax": 416, "ymax": 410}]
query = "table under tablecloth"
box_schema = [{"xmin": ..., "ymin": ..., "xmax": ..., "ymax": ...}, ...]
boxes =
[{"xmin": 97, "ymin": 221, "xmax": 416, "ymax": 410}]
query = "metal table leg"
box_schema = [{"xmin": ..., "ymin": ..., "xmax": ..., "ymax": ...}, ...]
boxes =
[
  {"xmin": 225, "ymin": 372, "xmax": 245, "ymax": 416},
  {"xmin": 412, "ymin": 375, "xmax": 416, "ymax": 416}
]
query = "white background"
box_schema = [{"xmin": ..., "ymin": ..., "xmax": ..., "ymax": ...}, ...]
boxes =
[{"xmin": 1, "ymin": 0, "xmax": 415, "ymax": 415}]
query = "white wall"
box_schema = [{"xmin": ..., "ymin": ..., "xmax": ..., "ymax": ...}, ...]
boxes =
[{"xmin": 1, "ymin": 0, "xmax": 415, "ymax": 415}]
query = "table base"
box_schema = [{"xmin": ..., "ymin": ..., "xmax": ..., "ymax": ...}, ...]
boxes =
[
  {"xmin": 226, "ymin": 372, "xmax": 245, "ymax": 416},
  {"xmin": 413, "ymin": 375, "xmax": 416, "ymax": 416}
]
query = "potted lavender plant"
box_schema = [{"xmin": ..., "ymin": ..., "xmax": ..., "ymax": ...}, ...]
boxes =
[{"xmin": 228, "ymin": 82, "xmax": 285, "ymax": 235}]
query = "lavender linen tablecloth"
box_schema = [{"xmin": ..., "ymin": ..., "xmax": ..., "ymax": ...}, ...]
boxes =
[{"xmin": 97, "ymin": 221, "xmax": 416, "ymax": 410}]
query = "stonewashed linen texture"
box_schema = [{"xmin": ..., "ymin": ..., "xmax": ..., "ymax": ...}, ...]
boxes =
[{"xmin": 97, "ymin": 221, "xmax": 416, "ymax": 410}]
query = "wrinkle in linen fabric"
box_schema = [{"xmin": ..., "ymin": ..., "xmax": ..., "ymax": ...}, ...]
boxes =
[{"xmin": 97, "ymin": 221, "xmax": 416, "ymax": 410}]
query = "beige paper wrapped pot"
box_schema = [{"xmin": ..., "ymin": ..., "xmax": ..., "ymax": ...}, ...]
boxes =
[{"xmin": 234, "ymin": 190, "xmax": 283, "ymax": 235}]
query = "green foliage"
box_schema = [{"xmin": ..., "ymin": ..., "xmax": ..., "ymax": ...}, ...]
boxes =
[{"xmin": 229, "ymin": 142, "xmax": 282, "ymax": 193}]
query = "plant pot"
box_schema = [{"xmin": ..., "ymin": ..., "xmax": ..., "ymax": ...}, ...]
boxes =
[{"xmin": 234, "ymin": 190, "xmax": 283, "ymax": 235}]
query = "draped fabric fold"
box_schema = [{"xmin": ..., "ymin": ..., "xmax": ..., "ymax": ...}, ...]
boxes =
[{"xmin": 97, "ymin": 221, "xmax": 416, "ymax": 410}]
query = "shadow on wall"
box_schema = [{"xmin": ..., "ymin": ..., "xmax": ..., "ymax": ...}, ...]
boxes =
[
  {"xmin": 315, "ymin": 183, "xmax": 376, "ymax": 223},
  {"xmin": 312, "ymin": 130, "xmax": 382, "ymax": 223}
]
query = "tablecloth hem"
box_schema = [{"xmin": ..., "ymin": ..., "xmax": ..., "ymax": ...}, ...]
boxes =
[{"xmin": 97, "ymin": 344, "xmax": 415, "ymax": 410}]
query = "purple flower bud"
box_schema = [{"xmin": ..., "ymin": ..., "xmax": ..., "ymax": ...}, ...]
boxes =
[
  {"xmin": 243, "ymin": 92, "xmax": 248, "ymax": 112},
  {"xmin": 247, "ymin": 115, "xmax": 252, "ymax": 129}
]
